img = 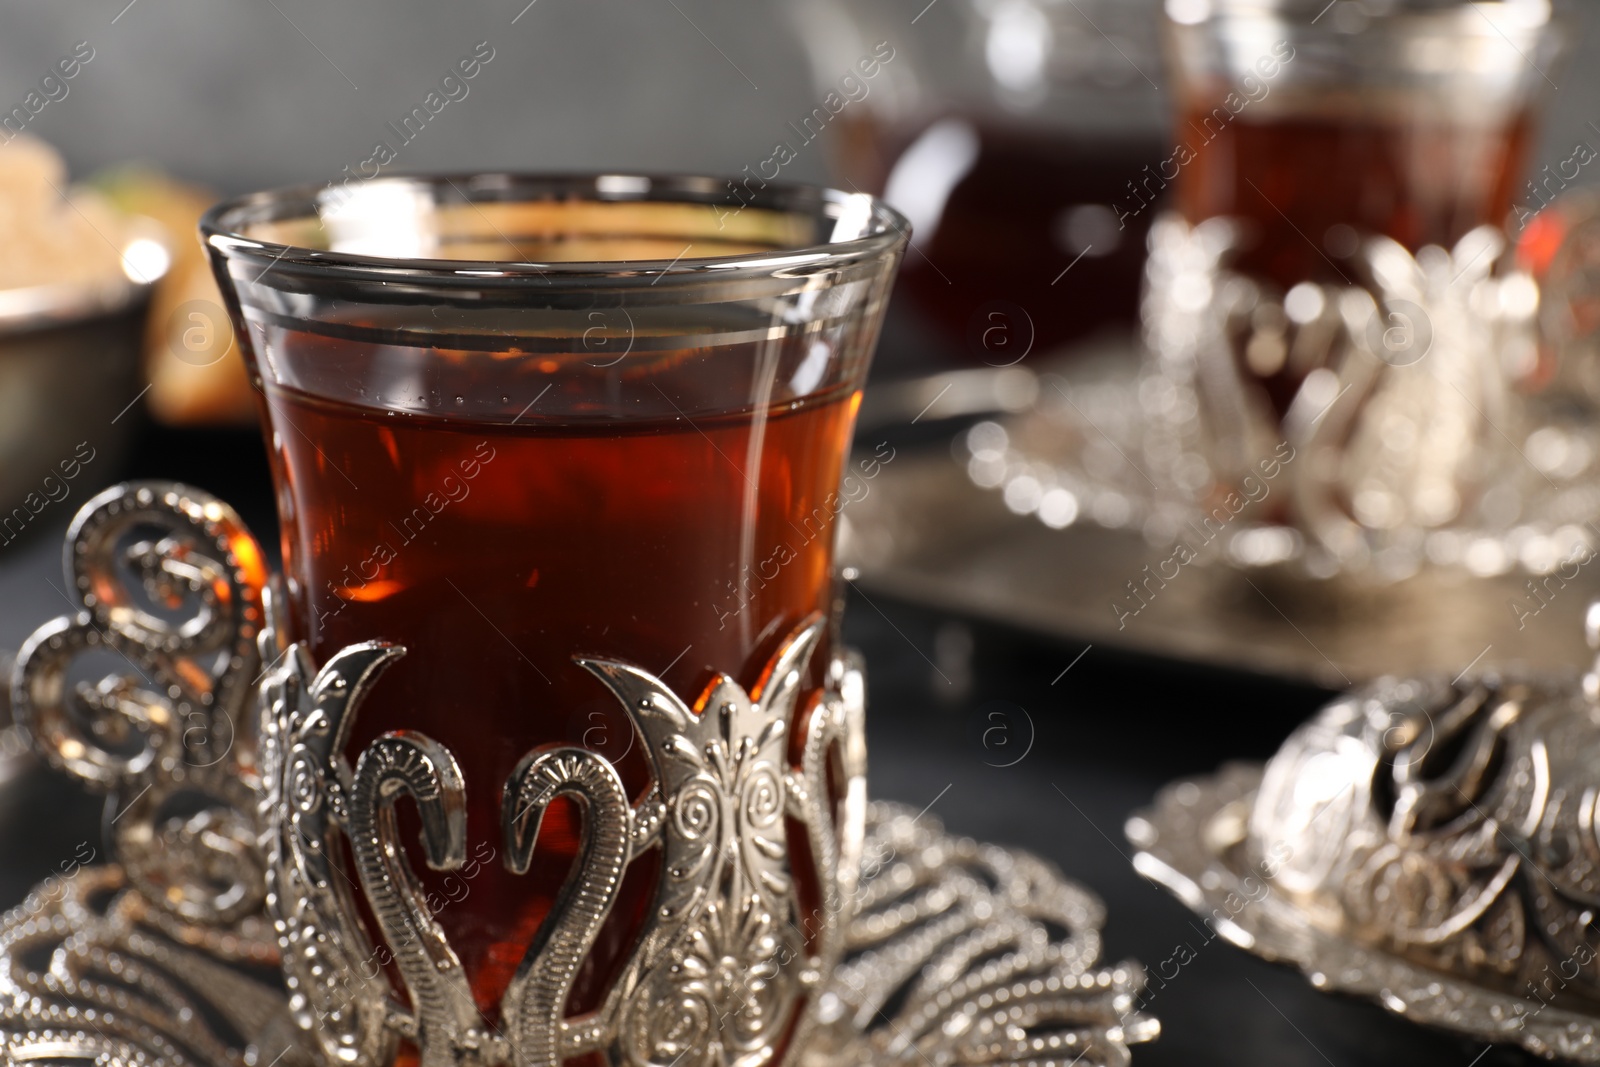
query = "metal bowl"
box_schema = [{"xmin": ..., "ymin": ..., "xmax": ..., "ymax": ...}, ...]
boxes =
[{"xmin": 0, "ymin": 234, "xmax": 165, "ymax": 536}]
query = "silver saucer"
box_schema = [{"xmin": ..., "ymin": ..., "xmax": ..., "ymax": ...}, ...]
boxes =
[{"xmin": 0, "ymin": 801, "xmax": 1157, "ymax": 1067}]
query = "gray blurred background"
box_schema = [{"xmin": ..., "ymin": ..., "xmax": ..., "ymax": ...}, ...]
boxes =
[
  {"xmin": 6, "ymin": 0, "xmax": 1599, "ymax": 198},
  {"xmin": 6, "ymin": 0, "xmax": 840, "ymax": 194}
]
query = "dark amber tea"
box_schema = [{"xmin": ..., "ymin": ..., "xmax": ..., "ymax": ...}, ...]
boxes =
[
  {"xmin": 1173, "ymin": 103, "xmax": 1535, "ymax": 416},
  {"xmin": 205, "ymin": 176, "xmax": 906, "ymax": 1047},
  {"xmin": 1175, "ymin": 106, "xmax": 1534, "ymax": 291},
  {"xmin": 1161, "ymin": 0, "xmax": 1563, "ymax": 420},
  {"xmin": 260, "ymin": 330, "xmax": 860, "ymax": 1012}
]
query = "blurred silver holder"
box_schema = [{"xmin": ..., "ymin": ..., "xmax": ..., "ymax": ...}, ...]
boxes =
[
  {"xmin": 961, "ymin": 208, "xmax": 1600, "ymax": 582},
  {"xmin": 1, "ymin": 480, "xmax": 1156, "ymax": 1067},
  {"xmin": 1126, "ymin": 604, "xmax": 1600, "ymax": 1060}
]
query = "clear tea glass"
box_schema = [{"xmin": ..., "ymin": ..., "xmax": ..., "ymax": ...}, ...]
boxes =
[{"xmin": 202, "ymin": 174, "xmax": 905, "ymax": 1038}]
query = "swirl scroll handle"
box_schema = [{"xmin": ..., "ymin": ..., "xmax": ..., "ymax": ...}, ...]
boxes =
[{"xmin": 10, "ymin": 481, "xmax": 268, "ymax": 926}]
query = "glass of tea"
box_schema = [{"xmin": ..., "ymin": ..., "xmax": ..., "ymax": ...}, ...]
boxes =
[
  {"xmin": 1162, "ymin": 0, "xmax": 1568, "ymax": 414},
  {"xmin": 1125, "ymin": 0, "xmax": 1573, "ymax": 575},
  {"xmin": 202, "ymin": 174, "xmax": 905, "ymax": 1063}
]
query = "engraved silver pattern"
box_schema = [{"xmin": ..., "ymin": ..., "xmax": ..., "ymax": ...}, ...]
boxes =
[
  {"xmin": 256, "ymin": 614, "xmax": 862, "ymax": 1067},
  {"xmin": 1129, "ymin": 763, "xmax": 1600, "ymax": 1062},
  {"xmin": 1127, "ymin": 609, "xmax": 1600, "ymax": 1061},
  {"xmin": 803, "ymin": 804, "xmax": 1159, "ymax": 1067},
  {"xmin": 10, "ymin": 481, "xmax": 270, "ymax": 925},
  {"xmin": 2, "ymin": 481, "xmax": 307, "ymax": 1066}
]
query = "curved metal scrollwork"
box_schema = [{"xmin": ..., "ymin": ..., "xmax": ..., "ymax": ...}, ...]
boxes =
[
  {"xmin": 579, "ymin": 618, "xmax": 825, "ymax": 1067},
  {"xmin": 0, "ymin": 865, "xmax": 302, "ymax": 1067},
  {"xmin": 0, "ymin": 482, "xmax": 303, "ymax": 1066},
  {"xmin": 349, "ymin": 732, "xmax": 477, "ymax": 1067},
  {"xmin": 10, "ymin": 481, "xmax": 268, "ymax": 925},
  {"xmin": 259, "ymin": 613, "xmax": 865, "ymax": 1067},
  {"xmin": 257, "ymin": 640, "xmax": 403, "ymax": 1067},
  {"xmin": 804, "ymin": 804, "xmax": 1157, "ymax": 1067},
  {"xmin": 502, "ymin": 746, "xmax": 633, "ymax": 1067}
]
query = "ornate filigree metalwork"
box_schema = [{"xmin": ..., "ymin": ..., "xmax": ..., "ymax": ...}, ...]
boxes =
[
  {"xmin": 0, "ymin": 864, "xmax": 304, "ymax": 1066},
  {"xmin": 1127, "ymin": 604, "xmax": 1600, "ymax": 1059},
  {"xmin": 0, "ymin": 480, "xmax": 1159, "ymax": 1067},
  {"xmin": 805, "ymin": 804, "xmax": 1158, "ymax": 1067},
  {"xmin": 2, "ymin": 481, "xmax": 304, "ymax": 1066},
  {"xmin": 1130, "ymin": 763, "xmax": 1600, "ymax": 1062},
  {"xmin": 0, "ymin": 801, "xmax": 1149, "ymax": 1067},
  {"xmin": 967, "ymin": 209, "xmax": 1600, "ymax": 580},
  {"xmin": 257, "ymin": 614, "xmax": 870, "ymax": 1067},
  {"xmin": 1248, "ymin": 669, "xmax": 1600, "ymax": 997},
  {"xmin": 10, "ymin": 481, "xmax": 269, "ymax": 925}
]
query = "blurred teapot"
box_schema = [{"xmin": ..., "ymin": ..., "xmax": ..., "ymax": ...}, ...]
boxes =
[{"xmin": 788, "ymin": 0, "xmax": 1169, "ymax": 368}]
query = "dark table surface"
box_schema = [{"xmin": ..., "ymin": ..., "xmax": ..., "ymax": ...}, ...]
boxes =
[{"xmin": 0, "ymin": 421, "xmax": 1550, "ymax": 1067}]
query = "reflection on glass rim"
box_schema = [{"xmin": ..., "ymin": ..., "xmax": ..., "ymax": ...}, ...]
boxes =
[{"xmin": 200, "ymin": 172, "xmax": 909, "ymax": 282}]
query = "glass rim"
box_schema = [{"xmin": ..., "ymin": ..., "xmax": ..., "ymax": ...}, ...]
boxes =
[{"xmin": 200, "ymin": 171, "xmax": 911, "ymax": 290}]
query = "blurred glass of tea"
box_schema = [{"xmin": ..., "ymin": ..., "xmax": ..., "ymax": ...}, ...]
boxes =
[
  {"xmin": 1162, "ymin": 0, "xmax": 1566, "ymax": 416},
  {"xmin": 1127, "ymin": 0, "xmax": 1576, "ymax": 575},
  {"xmin": 790, "ymin": 0, "xmax": 1168, "ymax": 370}
]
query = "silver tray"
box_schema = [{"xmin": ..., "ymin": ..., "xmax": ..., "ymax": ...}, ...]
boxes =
[{"xmin": 841, "ymin": 445, "xmax": 1598, "ymax": 686}]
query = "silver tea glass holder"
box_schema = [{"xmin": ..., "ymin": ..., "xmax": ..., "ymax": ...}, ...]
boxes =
[
  {"xmin": 963, "ymin": 206, "xmax": 1600, "ymax": 584},
  {"xmin": 1, "ymin": 480, "xmax": 1157, "ymax": 1067}
]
